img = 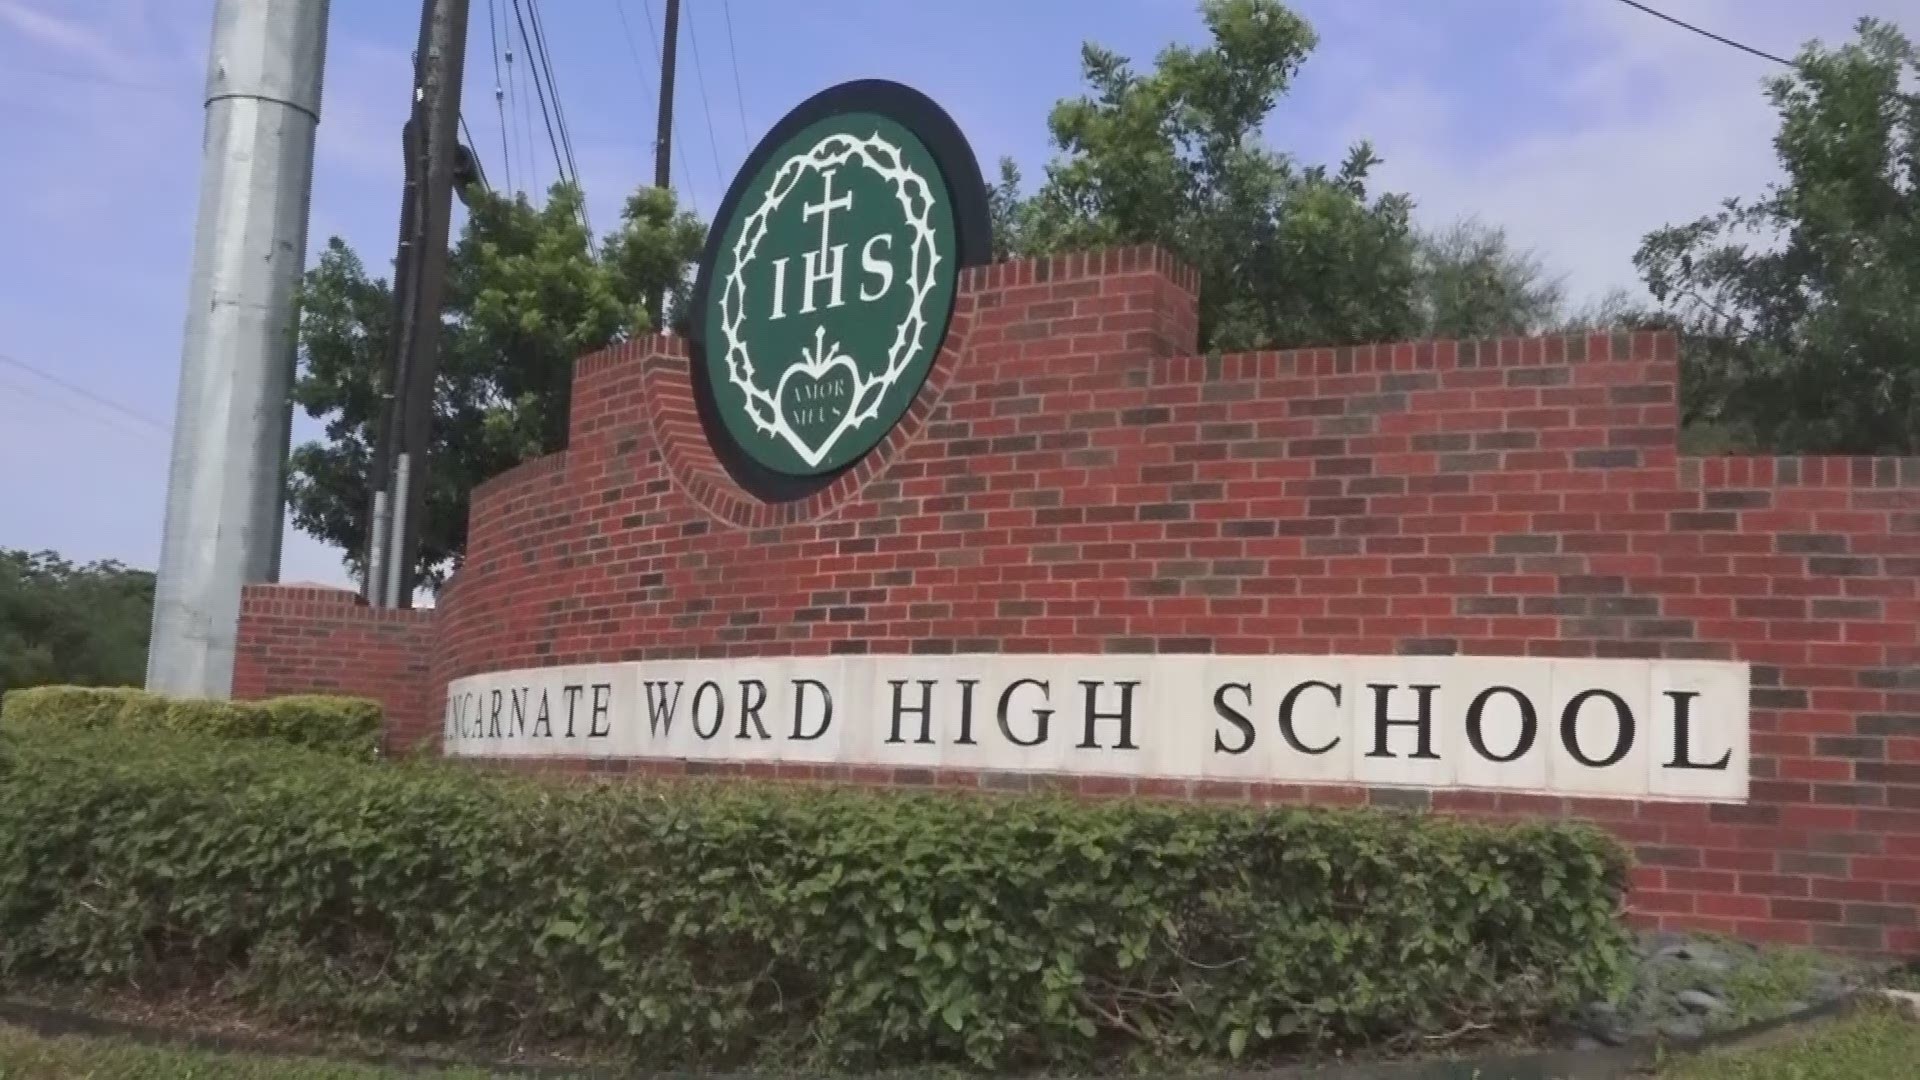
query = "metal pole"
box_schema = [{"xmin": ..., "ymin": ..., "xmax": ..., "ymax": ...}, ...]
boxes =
[
  {"xmin": 391, "ymin": 0, "xmax": 473, "ymax": 608},
  {"xmin": 367, "ymin": 490, "xmax": 391, "ymax": 604},
  {"xmin": 385, "ymin": 453, "xmax": 412, "ymax": 607},
  {"xmin": 365, "ymin": 112, "xmax": 425, "ymax": 604},
  {"xmin": 147, "ymin": 0, "xmax": 331, "ymax": 698},
  {"xmin": 649, "ymin": 0, "xmax": 680, "ymax": 327}
]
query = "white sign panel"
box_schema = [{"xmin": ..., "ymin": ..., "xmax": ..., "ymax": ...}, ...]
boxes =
[{"xmin": 442, "ymin": 654, "xmax": 1751, "ymax": 802}]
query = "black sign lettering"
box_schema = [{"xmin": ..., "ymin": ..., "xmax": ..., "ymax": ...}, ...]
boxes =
[
  {"xmin": 1465, "ymin": 685, "xmax": 1538, "ymax": 764},
  {"xmin": 737, "ymin": 679, "xmax": 770, "ymax": 739},
  {"xmin": 1366, "ymin": 683, "xmax": 1440, "ymax": 760},
  {"xmin": 588, "ymin": 683, "xmax": 613, "ymax": 737},
  {"xmin": 1212, "ymin": 682, "xmax": 1255, "ymax": 755},
  {"xmin": 562, "ymin": 684, "xmax": 584, "ymax": 738},
  {"xmin": 887, "ymin": 679, "xmax": 936, "ymax": 745},
  {"xmin": 691, "ymin": 681, "xmax": 725, "ymax": 740},
  {"xmin": 643, "ymin": 681, "xmax": 682, "ymax": 738},
  {"xmin": 531, "ymin": 690, "xmax": 553, "ymax": 738},
  {"xmin": 1078, "ymin": 680, "xmax": 1140, "ymax": 750},
  {"xmin": 508, "ymin": 688, "xmax": 528, "ymax": 737},
  {"xmin": 1560, "ymin": 688, "xmax": 1635, "ymax": 768},
  {"xmin": 998, "ymin": 678, "xmax": 1051, "ymax": 747},
  {"xmin": 792, "ymin": 679, "xmax": 832, "ymax": 740},
  {"xmin": 1279, "ymin": 680, "xmax": 1341, "ymax": 755},
  {"xmin": 1664, "ymin": 690, "xmax": 1731, "ymax": 771},
  {"xmin": 955, "ymin": 679, "xmax": 980, "ymax": 745}
]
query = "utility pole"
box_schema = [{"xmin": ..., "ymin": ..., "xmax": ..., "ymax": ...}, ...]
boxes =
[
  {"xmin": 649, "ymin": 0, "xmax": 680, "ymax": 327},
  {"xmin": 148, "ymin": 0, "xmax": 332, "ymax": 698},
  {"xmin": 366, "ymin": 0, "xmax": 472, "ymax": 608}
]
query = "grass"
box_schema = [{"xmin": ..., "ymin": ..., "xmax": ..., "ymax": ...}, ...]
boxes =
[
  {"xmin": 0, "ymin": 1024, "xmax": 506, "ymax": 1079},
  {"xmin": 1657, "ymin": 1003, "xmax": 1920, "ymax": 1079},
  {"xmin": 3, "ymin": 1003, "xmax": 1916, "ymax": 1080}
]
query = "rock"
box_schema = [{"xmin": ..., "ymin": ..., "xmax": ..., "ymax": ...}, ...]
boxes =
[
  {"xmin": 1879, "ymin": 989, "xmax": 1920, "ymax": 1021},
  {"xmin": 1660, "ymin": 1016, "xmax": 1705, "ymax": 1041},
  {"xmin": 1678, "ymin": 943, "xmax": 1732, "ymax": 975},
  {"xmin": 1677, "ymin": 989, "xmax": 1726, "ymax": 1014},
  {"xmin": 1582, "ymin": 1001, "xmax": 1620, "ymax": 1022},
  {"xmin": 1812, "ymin": 973, "xmax": 1851, "ymax": 1001},
  {"xmin": 1641, "ymin": 931, "xmax": 1689, "ymax": 958},
  {"xmin": 1577, "ymin": 1001, "xmax": 1631, "ymax": 1046}
]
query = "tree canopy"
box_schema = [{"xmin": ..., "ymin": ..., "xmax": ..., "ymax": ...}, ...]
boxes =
[
  {"xmin": 1635, "ymin": 17, "xmax": 1920, "ymax": 455},
  {"xmin": 287, "ymin": 182, "xmax": 704, "ymax": 591},
  {"xmin": 0, "ymin": 551, "xmax": 153, "ymax": 698},
  {"xmin": 994, "ymin": 0, "xmax": 1564, "ymax": 352}
]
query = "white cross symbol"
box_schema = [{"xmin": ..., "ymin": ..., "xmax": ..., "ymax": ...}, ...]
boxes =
[{"xmin": 801, "ymin": 168, "xmax": 854, "ymax": 261}]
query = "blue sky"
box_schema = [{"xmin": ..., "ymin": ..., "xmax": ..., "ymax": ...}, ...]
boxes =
[{"xmin": 1, "ymin": 0, "xmax": 1912, "ymax": 589}]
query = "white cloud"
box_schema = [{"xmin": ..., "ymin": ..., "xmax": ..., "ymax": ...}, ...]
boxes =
[
  {"xmin": 0, "ymin": 0, "xmax": 130, "ymax": 69},
  {"xmin": 1302, "ymin": 0, "xmax": 1920, "ymax": 303}
]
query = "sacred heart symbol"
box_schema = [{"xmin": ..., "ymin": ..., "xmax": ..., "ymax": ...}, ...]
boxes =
[{"xmin": 773, "ymin": 328, "xmax": 867, "ymax": 470}]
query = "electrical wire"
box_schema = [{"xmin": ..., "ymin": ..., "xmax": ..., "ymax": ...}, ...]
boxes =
[
  {"xmin": 510, "ymin": 7, "xmax": 538, "ymax": 195},
  {"xmin": 0, "ymin": 65, "xmax": 182, "ymax": 92},
  {"xmin": 681, "ymin": 0, "xmax": 729, "ymax": 191},
  {"xmin": 718, "ymin": 0, "xmax": 752, "ymax": 145},
  {"xmin": 0, "ymin": 353, "xmax": 170, "ymax": 437},
  {"xmin": 521, "ymin": 0, "xmax": 592, "ymax": 235},
  {"xmin": 526, "ymin": 1, "xmax": 586, "ymax": 205},
  {"xmin": 609, "ymin": 0, "xmax": 657, "ymax": 103},
  {"xmin": 510, "ymin": 0, "xmax": 585, "ymax": 231},
  {"xmin": 0, "ymin": 372, "xmax": 166, "ymax": 444},
  {"xmin": 487, "ymin": 0, "xmax": 515, "ymax": 195},
  {"xmin": 459, "ymin": 114, "xmax": 490, "ymax": 190},
  {"xmin": 611, "ymin": 0, "xmax": 700, "ymax": 215},
  {"xmin": 1612, "ymin": 0, "xmax": 1793, "ymax": 66}
]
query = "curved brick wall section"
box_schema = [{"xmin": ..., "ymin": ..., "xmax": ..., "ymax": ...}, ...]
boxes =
[{"xmin": 239, "ymin": 245, "xmax": 1920, "ymax": 952}]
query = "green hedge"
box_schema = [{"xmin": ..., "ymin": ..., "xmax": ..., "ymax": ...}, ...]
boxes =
[
  {"xmin": 0, "ymin": 685, "xmax": 380, "ymax": 759},
  {"xmin": 0, "ymin": 728, "xmax": 1634, "ymax": 1071}
]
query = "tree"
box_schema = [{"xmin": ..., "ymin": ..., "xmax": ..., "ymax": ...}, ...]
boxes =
[
  {"xmin": 998, "ymin": 1, "xmax": 1567, "ymax": 352},
  {"xmin": 1634, "ymin": 18, "xmax": 1920, "ymax": 455},
  {"xmin": 0, "ymin": 550, "xmax": 153, "ymax": 698},
  {"xmin": 288, "ymin": 182, "xmax": 706, "ymax": 591},
  {"xmin": 1006, "ymin": 0, "xmax": 1422, "ymax": 352},
  {"xmin": 986, "ymin": 158, "xmax": 1033, "ymax": 263},
  {"xmin": 1411, "ymin": 218, "xmax": 1566, "ymax": 339}
]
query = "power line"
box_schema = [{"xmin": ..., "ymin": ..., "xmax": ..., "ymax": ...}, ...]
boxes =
[
  {"xmin": 526, "ymin": 1, "xmax": 586, "ymax": 204},
  {"xmin": 0, "ymin": 352, "xmax": 170, "ymax": 436},
  {"xmin": 0, "ymin": 64, "xmax": 185, "ymax": 92},
  {"xmin": 610, "ymin": 0, "xmax": 700, "ymax": 215},
  {"xmin": 516, "ymin": 0, "xmax": 592, "ymax": 235},
  {"xmin": 681, "ymin": 0, "xmax": 728, "ymax": 191},
  {"xmin": 0, "ymin": 371, "xmax": 165, "ymax": 444},
  {"xmin": 609, "ymin": 0, "xmax": 657, "ymax": 103},
  {"xmin": 459, "ymin": 113, "xmax": 489, "ymax": 190},
  {"xmin": 510, "ymin": 0, "xmax": 580, "ymax": 219},
  {"xmin": 1612, "ymin": 0, "xmax": 1794, "ymax": 66},
  {"xmin": 718, "ymin": 0, "xmax": 751, "ymax": 145},
  {"xmin": 509, "ymin": 4, "xmax": 537, "ymax": 195},
  {"xmin": 487, "ymin": 0, "xmax": 515, "ymax": 195}
]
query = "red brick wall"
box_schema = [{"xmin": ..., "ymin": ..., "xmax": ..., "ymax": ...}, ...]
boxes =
[
  {"xmin": 233, "ymin": 585, "xmax": 438, "ymax": 752},
  {"xmin": 238, "ymin": 246, "xmax": 1920, "ymax": 953}
]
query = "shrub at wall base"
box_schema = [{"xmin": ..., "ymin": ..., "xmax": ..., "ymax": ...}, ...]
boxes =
[
  {"xmin": 0, "ymin": 728, "xmax": 1632, "ymax": 1070},
  {"xmin": 0, "ymin": 686, "xmax": 382, "ymax": 760}
]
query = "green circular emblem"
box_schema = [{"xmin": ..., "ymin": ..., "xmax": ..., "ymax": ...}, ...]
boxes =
[
  {"xmin": 704, "ymin": 113, "xmax": 956, "ymax": 477},
  {"xmin": 693, "ymin": 82, "xmax": 990, "ymax": 490}
]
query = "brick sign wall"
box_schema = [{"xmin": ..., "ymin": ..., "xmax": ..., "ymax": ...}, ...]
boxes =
[{"xmin": 237, "ymin": 245, "xmax": 1920, "ymax": 953}]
